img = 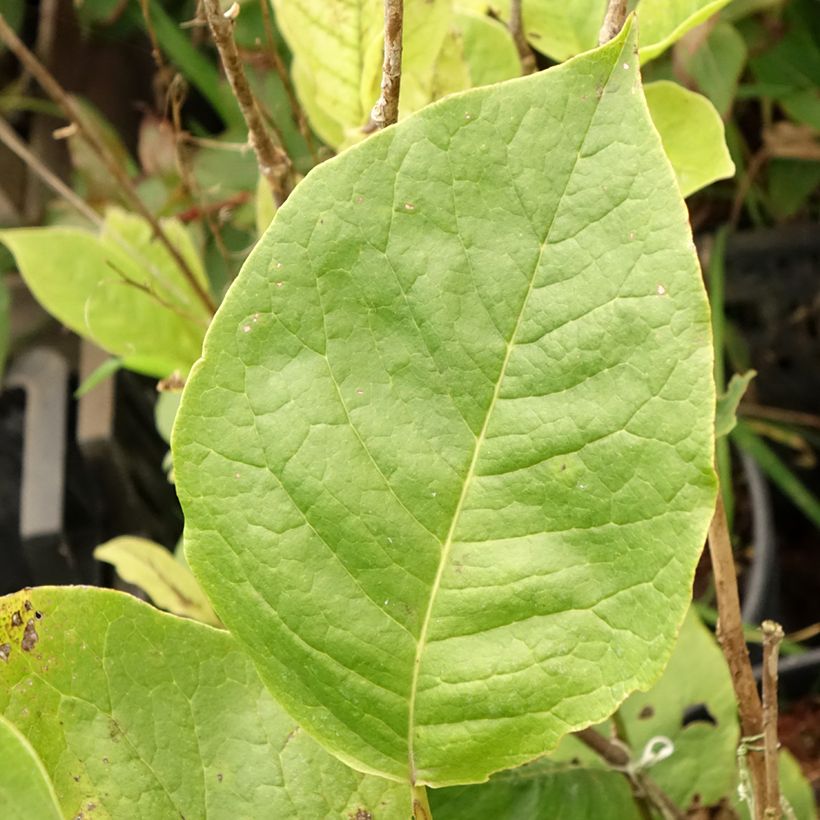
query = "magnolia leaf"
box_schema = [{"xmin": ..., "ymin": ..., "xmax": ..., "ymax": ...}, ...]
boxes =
[
  {"xmin": 175, "ymin": 20, "xmax": 716, "ymax": 786},
  {"xmin": 644, "ymin": 81, "xmax": 735, "ymax": 196},
  {"xmin": 0, "ymin": 587, "xmax": 407, "ymax": 819},
  {"xmin": 619, "ymin": 609, "xmax": 739, "ymax": 808},
  {"xmin": 0, "ymin": 209, "xmax": 210, "ymax": 378},
  {"xmin": 94, "ymin": 536, "xmax": 220, "ymax": 625},
  {"xmin": 278, "ymin": 0, "xmax": 450, "ymax": 147},
  {"xmin": 678, "ymin": 21, "xmax": 747, "ymax": 117},
  {"xmin": 634, "ymin": 0, "xmax": 733, "ymax": 63},
  {"xmin": 0, "ymin": 715, "xmax": 62, "ymax": 820},
  {"xmin": 433, "ymin": 11, "xmax": 521, "ymax": 97},
  {"xmin": 461, "ymin": 0, "xmax": 730, "ymax": 64},
  {"xmin": 432, "ymin": 762, "xmax": 642, "ymax": 819},
  {"xmin": 715, "ymin": 370, "xmax": 756, "ymax": 438}
]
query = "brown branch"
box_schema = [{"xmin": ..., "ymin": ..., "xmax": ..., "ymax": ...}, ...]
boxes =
[
  {"xmin": 200, "ymin": 0, "xmax": 294, "ymax": 207},
  {"xmin": 708, "ymin": 493, "xmax": 767, "ymax": 818},
  {"xmin": 574, "ymin": 728, "xmax": 685, "ymax": 820},
  {"xmin": 369, "ymin": 0, "xmax": 404, "ymax": 129},
  {"xmin": 508, "ymin": 0, "xmax": 536, "ymax": 75},
  {"xmin": 740, "ymin": 402, "xmax": 820, "ymax": 431},
  {"xmin": 0, "ymin": 13, "xmax": 216, "ymax": 316},
  {"xmin": 0, "ymin": 117, "xmax": 102, "ymax": 228},
  {"xmin": 598, "ymin": 0, "xmax": 628, "ymax": 45},
  {"xmin": 761, "ymin": 620, "xmax": 783, "ymax": 819}
]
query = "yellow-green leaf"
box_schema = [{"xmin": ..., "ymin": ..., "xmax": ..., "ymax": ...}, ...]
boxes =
[
  {"xmin": 645, "ymin": 80, "xmax": 735, "ymax": 196},
  {"xmin": 94, "ymin": 536, "xmax": 220, "ymax": 626}
]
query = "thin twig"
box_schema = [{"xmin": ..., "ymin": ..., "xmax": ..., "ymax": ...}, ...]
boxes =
[
  {"xmin": 200, "ymin": 0, "xmax": 294, "ymax": 206},
  {"xmin": 369, "ymin": 0, "xmax": 404, "ymax": 129},
  {"xmin": 598, "ymin": 0, "xmax": 628, "ymax": 45},
  {"xmin": 256, "ymin": 0, "xmax": 318, "ymax": 162},
  {"xmin": 574, "ymin": 728, "xmax": 685, "ymax": 820},
  {"xmin": 0, "ymin": 13, "xmax": 216, "ymax": 315},
  {"xmin": 508, "ymin": 0, "xmax": 536, "ymax": 74},
  {"xmin": 0, "ymin": 117, "xmax": 102, "ymax": 227},
  {"xmin": 761, "ymin": 620, "xmax": 784, "ymax": 819},
  {"xmin": 708, "ymin": 492, "xmax": 767, "ymax": 818},
  {"xmin": 740, "ymin": 403, "xmax": 820, "ymax": 431}
]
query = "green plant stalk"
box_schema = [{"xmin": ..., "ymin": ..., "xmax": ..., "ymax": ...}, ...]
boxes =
[
  {"xmin": 412, "ymin": 783, "xmax": 432, "ymax": 819},
  {"xmin": 732, "ymin": 421, "xmax": 820, "ymax": 529}
]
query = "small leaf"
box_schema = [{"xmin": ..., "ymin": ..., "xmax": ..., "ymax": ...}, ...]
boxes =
[
  {"xmin": 432, "ymin": 762, "xmax": 642, "ymax": 819},
  {"xmin": 619, "ymin": 608, "xmax": 740, "ymax": 808},
  {"xmin": 175, "ymin": 20, "xmax": 716, "ymax": 786},
  {"xmin": 74, "ymin": 356, "xmax": 123, "ymax": 398},
  {"xmin": 679, "ymin": 21, "xmax": 748, "ymax": 117},
  {"xmin": 645, "ymin": 81, "xmax": 735, "ymax": 196},
  {"xmin": 94, "ymin": 536, "xmax": 220, "ymax": 625},
  {"xmin": 716, "ymin": 370, "xmax": 756, "ymax": 438},
  {"xmin": 0, "ymin": 587, "xmax": 407, "ymax": 819},
  {"xmin": 0, "ymin": 715, "xmax": 62, "ymax": 820},
  {"xmin": 0, "ymin": 208, "xmax": 210, "ymax": 378}
]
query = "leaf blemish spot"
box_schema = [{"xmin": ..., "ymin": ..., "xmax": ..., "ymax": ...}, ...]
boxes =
[
  {"xmin": 638, "ymin": 705, "xmax": 655, "ymax": 719},
  {"xmin": 242, "ymin": 325, "xmax": 252, "ymax": 333},
  {"xmin": 11, "ymin": 610, "xmax": 22, "ymax": 628},
  {"xmin": 403, "ymin": 203, "xmax": 415, "ymax": 212},
  {"xmin": 657, "ymin": 284, "xmax": 667, "ymax": 295},
  {"xmin": 0, "ymin": 643, "xmax": 10, "ymax": 662},
  {"xmin": 276, "ymin": 281, "xmax": 284, "ymax": 288},
  {"xmin": 623, "ymin": 63, "xmax": 630, "ymax": 70},
  {"xmin": 21, "ymin": 619, "xmax": 38, "ymax": 652},
  {"xmin": 356, "ymin": 388, "xmax": 364, "ymax": 395}
]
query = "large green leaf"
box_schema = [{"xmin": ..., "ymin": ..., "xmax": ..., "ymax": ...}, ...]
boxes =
[
  {"xmin": 174, "ymin": 20, "xmax": 716, "ymax": 786},
  {"xmin": 644, "ymin": 81, "xmax": 735, "ymax": 196},
  {"xmin": 0, "ymin": 209, "xmax": 210, "ymax": 378},
  {"xmin": 0, "ymin": 716, "xmax": 62, "ymax": 820},
  {"xmin": 619, "ymin": 608, "xmax": 739, "ymax": 808},
  {"xmin": 0, "ymin": 587, "xmax": 406, "ymax": 819}
]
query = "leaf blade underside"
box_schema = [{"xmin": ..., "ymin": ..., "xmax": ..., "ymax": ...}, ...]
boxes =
[{"xmin": 174, "ymin": 21, "xmax": 716, "ymax": 786}]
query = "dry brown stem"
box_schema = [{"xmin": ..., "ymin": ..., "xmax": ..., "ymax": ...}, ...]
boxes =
[
  {"xmin": 708, "ymin": 492, "xmax": 767, "ymax": 818},
  {"xmin": 598, "ymin": 0, "xmax": 628, "ymax": 45},
  {"xmin": 201, "ymin": 0, "xmax": 294, "ymax": 207},
  {"xmin": 509, "ymin": 0, "xmax": 536, "ymax": 74},
  {"xmin": 369, "ymin": 0, "xmax": 404, "ymax": 128},
  {"xmin": 0, "ymin": 12, "xmax": 216, "ymax": 315},
  {"xmin": 761, "ymin": 620, "xmax": 784, "ymax": 819}
]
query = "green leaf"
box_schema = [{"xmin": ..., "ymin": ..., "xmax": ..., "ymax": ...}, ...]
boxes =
[
  {"xmin": 0, "ymin": 587, "xmax": 407, "ymax": 819},
  {"xmin": 644, "ymin": 81, "xmax": 735, "ymax": 196},
  {"xmin": 155, "ymin": 390, "xmax": 182, "ymax": 444},
  {"xmin": 278, "ymin": 0, "xmax": 451, "ymax": 147},
  {"xmin": 716, "ymin": 370, "xmax": 756, "ymax": 438},
  {"xmin": 255, "ymin": 172, "xmax": 278, "ymax": 238},
  {"xmin": 458, "ymin": 0, "xmax": 730, "ymax": 64},
  {"xmin": 0, "ymin": 208, "xmax": 210, "ymax": 378},
  {"xmin": 432, "ymin": 762, "xmax": 642, "ymax": 819},
  {"xmin": 94, "ymin": 536, "xmax": 221, "ymax": 625},
  {"xmin": 619, "ymin": 608, "xmax": 740, "ymax": 808},
  {"xmin": 74, "ymin": 356, "xmax": 123, "ymax": 398},
  {"xmin": 749, "ymin": 0, "xmax": 820, "ymax": 130},
  {"xmin": 0, "ymin": 715, "xmax": 62, "ymax": 820},
  {"xmin": 767, "ymin": 159, "xmax": 820, "ymax": 220},
  {"xmin": 174, "ymin": 20, "xmax": 716, "ymax": 786},
  {"xmin": 635, "ymin": 0, "xmax": 733, "ymax": 63},
  {"xmin": 681, "ymin": 21, "xmax": 747, "ymax": 117}
]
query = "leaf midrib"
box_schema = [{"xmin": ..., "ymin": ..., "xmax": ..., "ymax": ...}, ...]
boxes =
[{"xmin": 404, "ymin": 46, "xmax": 623, "ymax": 783}]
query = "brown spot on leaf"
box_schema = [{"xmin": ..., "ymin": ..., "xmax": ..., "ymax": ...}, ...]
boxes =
[
  {"xmin": 21, "ymin": 620, "xmax": 38, "ymax": 652},
  {"xmin": 11, "ymin": 610, "xmax": 22, "ymax": 628},
  {"xmin": 638, "ymin": 705, "xmax": 655, "ymax": 719},
  {"xmin": 216, "ymin": 773, "xmax": 223, "ymax": 783},
  {"xmin": 349, "ymin": 810, "xmax": 372, "ymax": 820},
  {"xmin": 24, "ymin": 600, "xmax": 32, "ymax": 611},
  {"xmin": 0, "ymin": 644, "xmax": 10, "ymax": 662},
  {"xmin": 73, "ymin": 775, "xmax": 81, "ymax": 782}
]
